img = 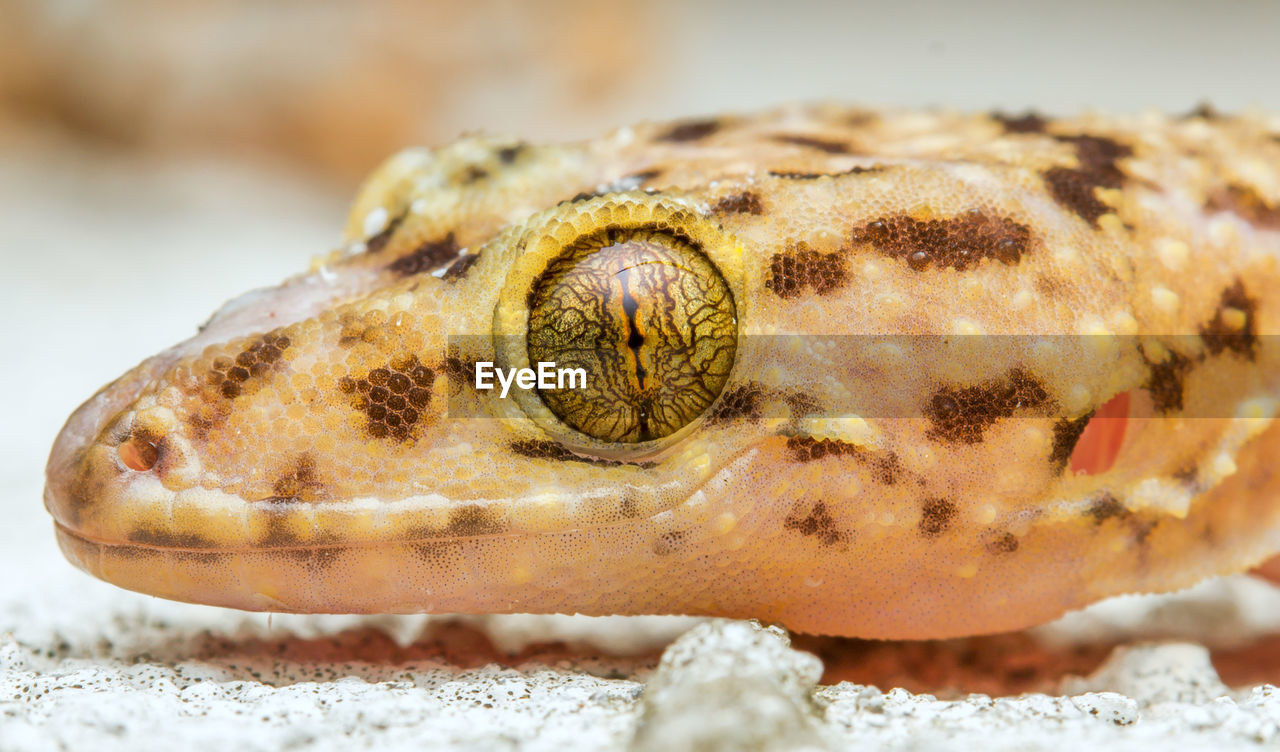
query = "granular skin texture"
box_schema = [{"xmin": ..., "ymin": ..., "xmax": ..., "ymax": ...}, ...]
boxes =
[{"xmin": 43, "ymin": 104, "xmax": 1280, "ymax": 639}]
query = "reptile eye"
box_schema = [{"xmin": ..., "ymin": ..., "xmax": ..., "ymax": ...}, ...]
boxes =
[
  {"xmin": 526, "ymin": 229, "xmax": 737, "ymax": 442},
  {"xmin": 493, "ymin": 196, "xmax": 744, "ymax": 451}
]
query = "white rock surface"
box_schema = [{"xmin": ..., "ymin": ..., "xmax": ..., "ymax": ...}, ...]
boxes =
[
  {"xmin": 632, "ymin": 621, "xmax": 830, "ymax": 751},
  {"xmin": 1063, "ymin": 643, "xmax": 1230, "ymax": 706}
]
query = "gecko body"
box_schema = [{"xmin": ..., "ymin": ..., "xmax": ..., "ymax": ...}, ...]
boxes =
[{"xmin": 45, "ymin": 105, "xmax": 1280, "ymax": 637}]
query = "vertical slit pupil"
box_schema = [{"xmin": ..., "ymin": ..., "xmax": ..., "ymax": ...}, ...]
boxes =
[{"xmin": 617, "ymin": 267, "xmax": 648, "ymax": 389}]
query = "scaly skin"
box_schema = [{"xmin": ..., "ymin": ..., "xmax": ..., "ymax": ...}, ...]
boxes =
[{"xmin": 44, "ymin": 105, "xmax": 1280, "ymax": 638}]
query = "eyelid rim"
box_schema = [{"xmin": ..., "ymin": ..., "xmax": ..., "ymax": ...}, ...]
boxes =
[{"xmin": 491, "ymin": 192, "xmax": 747, "ymax": 460}]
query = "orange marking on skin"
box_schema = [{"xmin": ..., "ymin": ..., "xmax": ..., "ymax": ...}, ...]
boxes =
[
  {"xmin": 1069, "ymin": 391, "xmax": 1130, "ymax": 476},
  {"xmin": 1252, "ymin": 554, "xmax": 1280, "ymax": 585}
]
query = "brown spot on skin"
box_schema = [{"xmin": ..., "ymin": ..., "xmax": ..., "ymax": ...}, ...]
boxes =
[
  {"xmin": 253, "ymin": 513, "xmax": 344, "ymax": 566},
  {"xmin": 1042, "ymin": 134, "xmax": 1132, "ymax": 226},
  {"xmin": 627, "ymin": 168, "xmax": 663, "ymax": 185},
  {"xmin": 926, "ymin": 369, "xmax": 1052, "ymax": 444},
  {"xmin": 440, "ymin": 253, "xmax": 481, "ymax": 282},
  {"xmin": 1200, "ymin": 279, "xmax": 1259, "ymax": 360},
  {"xmin": 784, "ymin": 501, "xmax": 848, "ymax": 546},
  {"xmin": 336, "ymin": 312, "xmax": 363, "ymax": 349},
  {"xmin": 872, "ymin": 453, "xmax": 905, "ymax": 486},
  {"xmin": 1034, "ymin": 275, "xmax": 1064, "ymax": 297},
  {"xmin": 1173, "ymin": 466, "xmax": 1199, "ymax": 487},
  {"xmin": 852, "ymin": 211, "xmax": 1033, "ymax": 271},
  {"xmin": 496, "ymin": 144, "xmax": 526, "ymax": 164},
  {"xmin": 985, "ymin": 531, "xmax": 1020, "ymax": 554},
  {"xmin": 109, "ymin": 544, "xmax": 166, "ymax": 562},
  {"xmin": 254, "ymin": 516, "xmax": 304, "ymax": 547},
  {"xmin": 1207, "ymin": 184, "xmax": 1280, "ymax": 230},
  {"xmin": 1183, "ymin": 102, "xmax": 1221, "ymax": 120},
  {"xmin": 1087, "ymin": 493, "xmax": 1129, "ymax": 523},
  {"xmin": 509, "ymin": 440, "xmax": 653, "ymax": 468},
  {"xmin": 445, "ymin": 504, "xmax": 505, "ymax": 537},
  {"xmin": 993, "ymin": 112, "xmax": 1049, "ymax": 134},
  {"xmin": 786, "ymin": 436, "xmax": 901, "ymax": 485},
  {"xmin": 787, "ymin": 436, "xmax": 856, "ymax": 462},
  {"xmin": 276, "ymin": 546, "xmax": 345, "ymax": 570},
  {"xmin": 919, "ymin": 498, "xmax": 957, "ymax": 538},
  {"xmin": 772, "ymin": 134, "xmax": 852, "ymax": 154},
  {"xmin": 364, "ymin": 213, "xmax": 404, "ymax": 254},
  {"xmin": 844, "ymin": 110, "xmax": 878, "ymax": 128},
  {"xmin": 1050, "ymin": 411, "xmax": 1094, "ymax": 472},
  {"xmin": 656, "ymin": 118, "xmax": 721, "ymax": 143},
  {"xmin": 784, "ymin": 392, "xmax": 824, "ymax": 419},
  {"xmin": 127, "ymin": 527, "xmax": 216, "ymax": 550},
  {"xmin": 340, "ymin": 355, "xmax": 435, "ymax": 442},
  {"xmin": 707, "ymin": 382, "xmax": 768, "ymax": 425},
  {"xmin": 1058, "ymin": 135, "xmax": 1132, "ymax": 178},
  {"xmin": 460, "ymin": 165, "xmax": 488, "ymax": 184},
  {"xmin": 1142, "ymin": 347, "xmax": 1194, "ymax": 413},
  {"xmin": 405, "ymin": 508, "xmax": 509, "ymax": 559},
  {"xmin": 1041, "ymin": 171, "xmax": 1121, "ymax": 228},
  {"xmin": 400, "ymin": 507, "xmax": 505, "ymax": 554},
  {"xmin": 765, "ymin": 242, "xmax": 847, "ymax": 298},
  {"xmin": 713, "ymin": 191, "xmax": 764, "ymax": 216},
  {"xmin": 205, "ymin": 330, "xmax": 292, "ymax": 401},
  {"xmin": 271, "ymin": 454, "xmax": 323, "ymax": 502},
  {"xmin": 408, "ymin": 538, "xmax": 462, "ymax": 566},
  {"xmin": 387, "ymin": 233, "xmax": 460, "ymax": 277},
  {"xmin": 652, "ymin": 530, "xmax": 687, "ymax": 556},
  {"xmin": 186, "ymin": 411, "xmax": 217, "ymax": 441},
  {"xmin": 444, "ymin": 355, "xmax": 480, "ymax": 395},
  {"xmin": 171, "ymin": 549, "xmax": 232, "ymax": 566},
  {"xmin": 619, "ymin": 492, "xmax": 642, "ymax": 519}
]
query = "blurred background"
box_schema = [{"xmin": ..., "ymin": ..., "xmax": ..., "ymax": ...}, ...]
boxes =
[
  {"xmin": 3, "ymin": 0, "xmax": 1280, "ymax": 655},
  {"xmin": 6, "ymin": 1, "xmax": 1280, "ymax": 181}
]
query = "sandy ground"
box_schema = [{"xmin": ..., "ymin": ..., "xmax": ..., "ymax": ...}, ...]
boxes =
[{"xmin": 5, "ymin": 126, "xmax": 1280, "ymax": 750}]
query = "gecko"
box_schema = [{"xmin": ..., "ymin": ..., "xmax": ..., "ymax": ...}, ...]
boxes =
[{"xmin": 44, "ymin": 104, "xmax": 1280, "ymax": 639}]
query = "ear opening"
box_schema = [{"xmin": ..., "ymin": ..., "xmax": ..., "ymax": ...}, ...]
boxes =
[{"xmin": 1069, "ymin": 391, "xmax": 1131, "ymax": 476}]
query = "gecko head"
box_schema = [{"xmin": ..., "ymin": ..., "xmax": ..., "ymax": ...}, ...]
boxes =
[
  {"xmin": 42, "ymin": 139, "xmax": 768, "ymax": 612},
  {"xmin": 43, "ymin": 123, "xmax": 1280, "ymax": 631}
]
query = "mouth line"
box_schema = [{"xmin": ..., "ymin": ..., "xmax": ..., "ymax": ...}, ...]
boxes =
[
  {"xmin": 47, "ymin": 432, "xmax": 747, "ymax": 560},
  {"xmin": 53, "ymin": 518, "xmax": 530, "ymax": 554},
  {"xmin": 50, "ymin": 445, "xmax": 745, "ymax": 556}
]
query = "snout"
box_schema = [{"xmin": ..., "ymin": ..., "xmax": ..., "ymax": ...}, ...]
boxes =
[{"xmin": 44, "ymin": 352, "xmax": 178, "ymax": 534}]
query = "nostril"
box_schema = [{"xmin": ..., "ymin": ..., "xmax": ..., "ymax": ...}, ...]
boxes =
[{"xmin": 118, "ymin": 436, "xmax": 159, "ymax": 471}]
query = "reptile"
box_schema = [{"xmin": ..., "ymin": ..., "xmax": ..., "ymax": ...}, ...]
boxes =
[{"xmin": 44, "ymin": 104, "xmax": 1280, "ymax": 638}]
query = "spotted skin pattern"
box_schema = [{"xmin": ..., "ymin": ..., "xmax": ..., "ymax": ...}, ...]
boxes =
[{"xmin": 44, "ymin": 104, "xmax": 1280, "ymax": 638}]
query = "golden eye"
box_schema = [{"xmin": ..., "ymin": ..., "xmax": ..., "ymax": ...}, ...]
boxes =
[
  {"xmin": 492, "ymin": 196, "xmax": 744, "ymax": 452},
  {"xmin": 527, "ymin": 228, "xmax": 737, "ymax": 442}
]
